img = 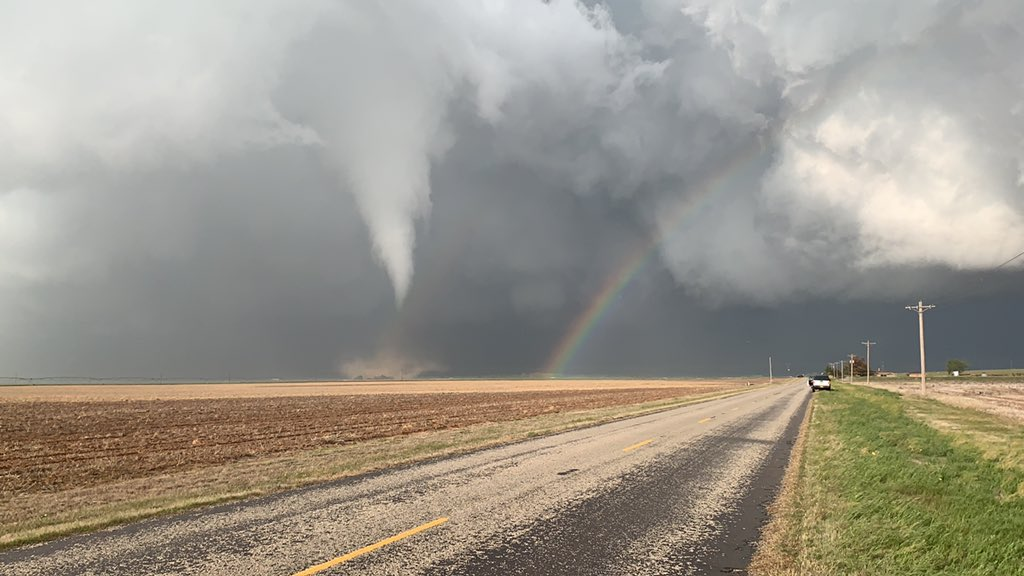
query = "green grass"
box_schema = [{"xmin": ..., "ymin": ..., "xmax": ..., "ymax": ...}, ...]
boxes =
[
  {"xmin": 902, "ymin": 396, "xmax": 1024, "ymax": 485},
  {"xmin": 753, "ymin": 384, "xmax": 1024, "ymax": 575}
]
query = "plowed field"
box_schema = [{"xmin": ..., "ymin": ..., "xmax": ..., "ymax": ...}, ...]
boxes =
[{"xmin": 1, "ymin": 382, "xmax": 740, "ymax": 496}]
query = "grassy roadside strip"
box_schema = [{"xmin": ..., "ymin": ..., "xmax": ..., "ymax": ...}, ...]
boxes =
[
  {"xmin": 901, "ymin": 395, "xmax": 1024, "ymax": 473},
  {"xmin": 750, "ymin": 384, "xmax": 1024, "ymax": 576},
  {"xmin": 1, "ymin": 384, "xmax": 765, "ymax": 550}
]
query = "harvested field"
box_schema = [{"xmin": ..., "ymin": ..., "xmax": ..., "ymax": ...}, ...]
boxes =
[
  {"xmin": 868, "ymin": 380, "xmax": 1024, "ymax": 424},
  {"xmin": 0, "ymin": 385, "xmax": 737, "ymax": 495}
]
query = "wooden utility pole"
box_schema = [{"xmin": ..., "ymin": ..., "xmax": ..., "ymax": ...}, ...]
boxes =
[
  {"xmin": 848, "ymin": 354, "xmax": 856, "ymax": 383},
  {"xmin": 769, "ymin": 356, "xmax": 773, "ymax": 384},
  {"xmin": 861, "ymin": 340, "xmax": 876, "ymax": 385},
  {"xmin": 905, "ymin": 301, "xmax": 936, "ymax": 393}
]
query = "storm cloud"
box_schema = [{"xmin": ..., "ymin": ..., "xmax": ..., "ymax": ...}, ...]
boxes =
[{"xmin": 1, "ymin": 0, "xmax": 1022, "ymax": 378}]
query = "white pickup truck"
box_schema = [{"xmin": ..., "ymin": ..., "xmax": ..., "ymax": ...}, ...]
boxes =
[{"xmin": 808, "ymin": 374, "xmax": 832, "ymax": 391}]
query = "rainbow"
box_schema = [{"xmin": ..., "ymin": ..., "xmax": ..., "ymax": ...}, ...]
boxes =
[{"xmin": 542, "ymin": 139, "xmax": 768, "ymax": 375}]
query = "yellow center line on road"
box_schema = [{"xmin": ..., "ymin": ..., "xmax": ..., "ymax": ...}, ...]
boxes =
[
  {"xmin": 291, "ymin": 517, "xmax": 449, "ymax": 576},
  {"xmin": 698, "ymin": 417, "xmax": 714, "ymax": 423},
  {"xmin": 623, "ymin": 439, "xmax": 654, "ymax": 452}
]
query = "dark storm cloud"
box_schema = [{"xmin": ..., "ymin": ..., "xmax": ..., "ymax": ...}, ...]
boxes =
[{"xmin": 1, "ymin": 0, "xmax": 1023, "ymax": 378}]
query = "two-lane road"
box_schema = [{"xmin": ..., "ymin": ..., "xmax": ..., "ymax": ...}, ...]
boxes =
[{"xmin": 3, "ymin": 382, "xmax": 809, "ymax": 575}]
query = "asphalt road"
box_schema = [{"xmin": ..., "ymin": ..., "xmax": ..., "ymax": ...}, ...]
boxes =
[{"xmin": 3, "ymin": 381, "xmax": 809, "ymax": 576}]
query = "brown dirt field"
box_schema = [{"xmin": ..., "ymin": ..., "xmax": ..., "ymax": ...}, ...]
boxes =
[
  {"xmin": 0, "ymin": 378, "xmax": 744, "ymax": 402},
  {"xmin": 868, "ymin": 380, "xmax": 1024, "ymax": 423},
  {"xmin": 0, "ymin": 382, "xmax": 747, "ymax": 498}
]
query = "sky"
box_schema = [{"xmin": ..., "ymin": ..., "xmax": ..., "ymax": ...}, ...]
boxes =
[{"xmin": 1, "ymin": 0, "xmax": 1023, "ymax": 380}]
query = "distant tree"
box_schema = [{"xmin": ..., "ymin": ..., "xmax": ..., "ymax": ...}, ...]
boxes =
[
  {"xmin": 947, "ymin": 359, "xmax": 969, "ymax": 375},
  {"xmin": 823, "ymin": 359, "xmax": 869, "ymax": 377},
  {"xmin": 849, "ymin": 355, "xmax": 868, "ymax": 377}
]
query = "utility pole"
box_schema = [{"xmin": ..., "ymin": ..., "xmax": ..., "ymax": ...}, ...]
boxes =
[
  {"xmin": 848, "ymin": 354, "xmax": 856, "ymax": 383},
  {"xmin": 861, "ymin": 341, "xmax": 876, "ymax": 385},
  {"xmin": 840, "ymin": 359, "xmax": 844, "ymax": 380},
  {"xmin": 769, "ymin": 356, "xmax": 773, "ymax": 384},
  {"xmin": 905, "ymin": 300, "xmax": 936, "ymax": 393}
]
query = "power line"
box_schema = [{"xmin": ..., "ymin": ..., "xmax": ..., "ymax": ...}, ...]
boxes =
[
  {"xmin": 949, "ymin": 247, "xmax": 1024, "ymax": 303},
  {"xmin": 993, "ymin": 248, "xmax": 1024, "ymax": 271}
]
